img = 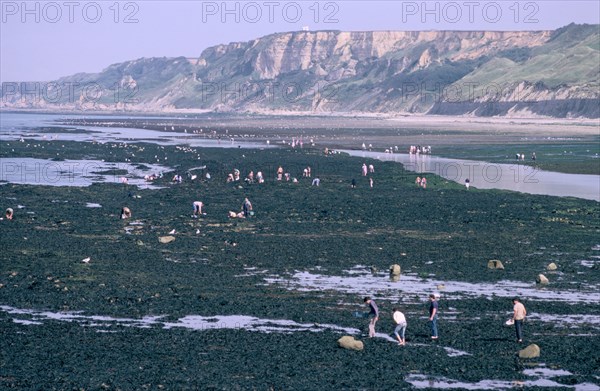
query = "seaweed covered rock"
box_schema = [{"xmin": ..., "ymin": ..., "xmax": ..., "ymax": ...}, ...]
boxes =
[
  {"xmin": 547, "ymin": 262, "xmax": 558, "ymax": 271},
  {"xmin": 536, "ymin": 274, "xmax": 549, "ymax": 285},
  {"xmin": 487, "ymin": 260, "xmax": 504, "ymax": 270},
  {"xmin": 389, "ymin": 264, "xmax": 401, "ymax": 276},
  {"xmin": 337, "ymin": 336, "xmax": 364, "ymax": 351},
  {"xmin": 519, "ymin": 344, "xmax": 540, "ymax": 358}
]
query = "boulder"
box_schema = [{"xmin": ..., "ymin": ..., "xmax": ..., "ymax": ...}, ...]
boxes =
[
  {"xmin": 547, "ymin": 262, "xmax": 558, "ymax": 271},
  {"xmin": 536, "ymin": 274, "xmax": 549, "ymax": 285},
  {"xmin": 159, "ymin": 236, "xmax": 176, "ymax": 244},
  {"xmin": 389, "ymin": 264, "xmax": 401, "ymax": 276},
  {"xmin": 518, "ymin": 344, "xmax": 540, "ymax": 359},
  {"xmin": 487, "ymin": 260, "xmax": 504, "ymax": 270},
  {"xmin": 337, "ymin": 336, "xmax": 364, "ymax": 351}
]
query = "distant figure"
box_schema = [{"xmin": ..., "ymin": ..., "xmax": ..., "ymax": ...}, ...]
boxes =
[
  {"xmin": 415, "ymin": 176, "xmax": 421, "ymax": 186},
  {"xmin": 369, "ymin": 177, "xmax": 373, "ymax": 188},
  {"xmin": 120, "ymin": 177, "xmax": 128, "ymax": 184},
  {"xmin": 307, "ymin": 166, "xmax": 311, "ymax": 177},
  {"xmin": 312, "ymin": 178, "xmax": 320, "ymax": 186},
  {"xmin": 465, "ymin": 178, "xmax": 470, "ymax": 190},
  {"xmin": 120, "ymin": 207, "xmax": 132, "ymax": 219},
  {"xmin": 362, "ymin": 143, "xmax": 366, "ymax": 150},
  {"xmin": 192, "ymin": 201, "xmax": 204, "ymax": 218},
  {"xmin": 303, "ymin": 168, "xmax": 308, "ymax": 177},
  {"xmin": 364, "ymin": 297, "xmax": 379, "ymax": 338},
  {"xmin": 515, "ymin": 153, "xmax": 520, "ymax": 160},
  {"xmin": 392, "ymin": 308, "xmax": 407, "ymax": 346},
  {"xmin": 351, "ymin": 178, "xmax": 356, "ymax": 188},
  {"xmin": 5, "ymin": 208, "xmax": 14, "ymax": 220},
  {"xmin": 428, "ymin": 294, "xmax": 439, "ymax": 339},
  {"xmin": 205, "ymin": 172, "xmax": 211, "ymax": 180},
  {"xmin": 368, "ymin": 164, "xmax": 374, "ymax": 173},
  {"xmin": 242, "ymin": 198, "xmax": 253, "ymax": 217},
  {"xmin": 256, "ymin": 171, "xmax": 264, "ymax": 184},
  {"xmin": 228, "ymin": 211, "xmax": 245, "ymax": 219},
  {"xmin": 512, "ymin": 297, "xmax": 527, "ymax": 343},
  {"xmin": 531, "ymin": 152, "xmax": 536, "ymax": 161},
  {"xmin": 362, "ymin": 163, "xmax": 368, "ymax": 176},
  {"xmin": 277, "ymin": 166, "xmax": 283, "ymax": 181},
  {"xmin": 420, "ymin": 177, "xmax": 427, "ymax": 189}
]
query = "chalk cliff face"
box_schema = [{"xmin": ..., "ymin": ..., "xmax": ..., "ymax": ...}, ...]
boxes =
[{"xmin": 2, "ymin": 24, "xmax": 598, "ymax": 117}]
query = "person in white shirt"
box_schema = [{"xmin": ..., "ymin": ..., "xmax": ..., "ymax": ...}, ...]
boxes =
[{"xmin": 392, "ymin": 308, "xmax": 407, "ymax": 345}]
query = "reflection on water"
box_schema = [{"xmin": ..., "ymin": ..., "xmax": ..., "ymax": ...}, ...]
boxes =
[
  {"xmin": 342, "ymin": 150, "xmax": 600, "ymax": 202},
  {"xmin": 0, "ymin": 305, "xmax": 359, "ymax": 335},
  {"xmin": 263, "ymin": 266, "xmax": 600, "ymax": 305},
  {"xmin": 405, "ymin": 373, "xmax": 599, "ymax": 390},
  {"xmin": 1, "ymin": 113, "xmax": 273, "ymax": 149},
  {"xmin": 0, "ymin": 157, "xmax": 168, "ymax": 189}
]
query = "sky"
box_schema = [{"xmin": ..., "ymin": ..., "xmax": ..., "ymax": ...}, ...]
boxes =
[{"xmin": 1, "ymin": 0, "xmax": 599, "ymax": 81}]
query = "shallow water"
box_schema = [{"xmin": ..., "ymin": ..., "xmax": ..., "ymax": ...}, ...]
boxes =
[
  {"xmin": 1, "ymin": 113, "xmax": 273, "ymax": 149},
  {"xmin": 0, "ymin": 305, "xmax": 359, "ymax": 335},
  {"xmin": 0, "ymin": 157, "xmax": 168, "ymax": 189},
  {"xmin": 342, "ymin": 150, "xmax": 600, "ymax": 202},
  {"xmin": 263, "ymin": 266, "xmax": 600, "ymax": 305},
  {"xmin": 405, "ymin": 373, "xmax": 599, "ymax": 390}
]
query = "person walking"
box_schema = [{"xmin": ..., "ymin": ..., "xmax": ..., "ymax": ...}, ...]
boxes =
[
  {"xmin": 364, "ymin": 297, "xmax": 379, "ymax": 338},
  {"xmin": 512, "ymin": 297, "xmax": 527, "ymax": 343},
  {"xmin": 428, "ymin": 294, "xmax": 439, "ymax": 339},
  {"xmin": 392, "ymin": 308, "xmax": 407, "ymax": 345}
]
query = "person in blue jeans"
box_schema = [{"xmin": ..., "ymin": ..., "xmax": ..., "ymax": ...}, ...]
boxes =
[
  {"xmin": 363, "ymin": 297, "xmax": 379, "ymax": 338},
  {"xmin": 428, "ymin": 294, "xmax": 439, "ymax": 339},
  {"xmin": 392, "ymin": 308, "xmax": 407, "ymax": 345}
]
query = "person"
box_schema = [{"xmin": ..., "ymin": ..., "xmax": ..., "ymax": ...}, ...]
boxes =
[
  {"xmin": 351, "ymin": 178, "xmax": 356, "ymax": 188},
  {"xmin": 364, "ymin": 297, "xmax": 379, "ymax": 338},
  {"xmin": 312, "ymin": 178, "xmax": 320, "ymax": 186},
  {"xmin": 277, "ymin": 166, "xmax": 283, "ymax": 181},
  {"xmin": 5, "ymin": 208, "xmax": 14, "ymax": 220},
  {"xmin": 532, "ymin": 152, "xmax": 536, "ymax": 161},
  {"xmin": 121, "ymin": 207, "xmax": 132, "ymax": 219},
  {"xmin": 192, "ymin": 201, "xmax": 204, "ymax": 218},
  {"xmin": 307, "ymin": 166, "xmax": 311, "ymax": 177},
  {"xmin": 242, "ymin": 198, "xmax": 253, "ymax": 217},
  {"xmin": 256, "ymin": 171, "xmax": 264, "ymax": 184},
  {"xmin": 420, "ymin": 177, "xmax": 427, "ymax": 189},
  {"xmin": 369, "ymin": 177, "xmax": 373, "ymax": 188},
  {"xmin": 392, "ymin": 308, "xmax": 407, "ymax": 345},
  {"xmin": 428, "ymin": 293, "xmax": 439, "ymax": 339},
  {"xmin": 465, "ymin": 178, "xmax": 470, "ymax": 189},
  {"xmin": 369, "ymin": 164, "xmax": 374, "ymax": 173},
  {"xmin": 362, "ymin": 163, "xmax": 368, "ymax": 176},
  {"xmin": 415, "ymin": 176, "xmax": 421, "ymax": 186},
  {"xmin": 512, "ymin": 297, "xmax": 527, "ymax": 343}
]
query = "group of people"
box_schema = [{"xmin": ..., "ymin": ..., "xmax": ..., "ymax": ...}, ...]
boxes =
[
  {"xmin": 362, "ymin": 295, "xmax": 527, "ymax": 345},
  {"xmin": 409, "ymin": 145, "xmax": 432, "ymax": 155},
  {"xmin": 515, "ymin": 152, "xmax": 536, "ymax": 161},
  {"xmin": 415, "ymin": 176, "xmax": 428, "ymax": 189}
]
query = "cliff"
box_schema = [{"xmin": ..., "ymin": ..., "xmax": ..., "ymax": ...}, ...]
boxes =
[{"xmin": 2, "ymin": 24, "xmax": 598, "ymax": 118}]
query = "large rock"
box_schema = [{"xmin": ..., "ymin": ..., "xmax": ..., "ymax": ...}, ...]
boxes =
[
  {"xmin": 547, "ymin": 262, "xmax": 558, "ymax": 271},
  {"xmin": 518, "ymin": 344, "xmax": 540, "ymax": 358},
  {"xmin": 159, "ymin": 236, "xmax": 176, "ymax": 244},
  {"xmin": 337, "ymin": 336, "xmax": 364, "ymax": 351},
  {"xmin": 536, "ymin": 274, "xmax": 549, "ymax": 285},
  {"xmin": 488, "ymin": 260, "xmax": 504, "ymax": 270},
  {"xmin": 389, "ymin": 264, "xmax": 401, "ymax": 276}
]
